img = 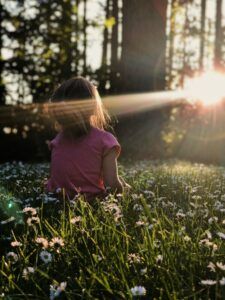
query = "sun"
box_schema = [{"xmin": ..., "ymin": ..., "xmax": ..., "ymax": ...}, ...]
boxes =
[{"xmin": 185, "ymin": 71, "xmax": 225, "ymax": 106}]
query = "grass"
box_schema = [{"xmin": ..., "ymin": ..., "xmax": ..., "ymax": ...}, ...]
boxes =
[{"xmin": 0, "ymin": 160, "xmax": 225, "ymax": 299}]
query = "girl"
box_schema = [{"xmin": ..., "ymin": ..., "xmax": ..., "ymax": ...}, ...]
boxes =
[{"xmin": 45, "ymin": 76, "xmax": 130, "ymax": 201}]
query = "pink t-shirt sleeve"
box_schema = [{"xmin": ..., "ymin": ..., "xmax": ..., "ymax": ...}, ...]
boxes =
[{"xmin": 102, "ymin": 131, "xmax": 121, "ymax": 158}]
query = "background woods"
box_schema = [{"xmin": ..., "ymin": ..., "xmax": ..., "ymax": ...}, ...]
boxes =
[{"xmin": 1, "ymin": 0, "xmax": 225, "ymax": 163}]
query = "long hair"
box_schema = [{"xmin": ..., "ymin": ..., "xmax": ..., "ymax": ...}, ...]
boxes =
[{"xmin": 48, "ymin": 77, "xmax": 110, "ymax": 139}]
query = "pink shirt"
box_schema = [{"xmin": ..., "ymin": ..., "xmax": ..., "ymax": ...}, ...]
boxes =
[{"xmin": 46, "ymin": 127, "xmax": 121, "ymax": 199}]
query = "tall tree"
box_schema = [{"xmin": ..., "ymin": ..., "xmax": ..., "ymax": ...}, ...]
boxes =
[
  {"xmin": 98, "ymin": 0, "xmax": 111, "ymax": 92},
  {"xmin": 119, "ymin": 0, "xmax": 168, "ymax": 93},
  {"xmin": 214, "ymin": 0, "xmax": 223, "ymax": 70},
  {"xmin": 110, "ymin": 0, "xmax": 119, "ymax": 93},
  {"xmin": 0, "ymin": 3, "xmax": 7, "ymax": 105},
  {"xmin": 199, "ymin": 0, "xmax": 206, "ymax": 70},
  {"xmin": 60, "ymin": 0, "xmax": 73, "ymax": 80},
  {"xmin": 83, "ymin": 0, "xmax": 87, "ymax": 76}
]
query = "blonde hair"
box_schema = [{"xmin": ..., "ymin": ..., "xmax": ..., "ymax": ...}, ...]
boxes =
[{"xmin": 48, "ymin": 76, "xmax": 110, "ymax": 139}]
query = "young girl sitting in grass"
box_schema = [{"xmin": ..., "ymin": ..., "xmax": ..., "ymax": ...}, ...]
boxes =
[{"xmin": 45, "ymin": 76, "xmax": 130, "ymax": 201}]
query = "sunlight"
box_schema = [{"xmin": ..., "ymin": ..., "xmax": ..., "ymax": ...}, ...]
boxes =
[{"xmin": 185, "ymin": 71, "xmax": 225, "ymax": 106}]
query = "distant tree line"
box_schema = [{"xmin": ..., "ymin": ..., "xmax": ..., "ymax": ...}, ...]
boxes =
[
  {"xmin": 0, "ymin": 0, "xmax": 167, "ymax": 105},
  {"xmin": 1, "ymin": 0, "xmax": 225, "ymax": 163}
]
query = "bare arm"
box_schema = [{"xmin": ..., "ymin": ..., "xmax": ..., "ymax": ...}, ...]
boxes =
[{"xmin": 102, "ymin": 148, "xmax": 123, "ymax": 193}]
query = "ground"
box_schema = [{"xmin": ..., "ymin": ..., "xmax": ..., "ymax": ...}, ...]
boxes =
[{"xmin": 0, "ymin": 160, "xmax": 225, "ymax": 299}]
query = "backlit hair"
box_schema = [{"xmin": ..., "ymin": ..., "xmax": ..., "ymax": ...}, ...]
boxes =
[{"xmin": 48, "ymin": 76, "xmax": 110, "ymax": 139}]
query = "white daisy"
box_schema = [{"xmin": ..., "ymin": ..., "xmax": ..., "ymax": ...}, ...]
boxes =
[
  {"xmin": 156, "ymin": 254, "xmax": 163, "ymax": 263},
  {"xmin": 128, "ymin": 253, "xmax": 142, "ymax": 264},
  {"xmin": 6, "ymin": 252, "xmax": 18, "ymax": 264},
  {"xmin": 207, "ymin": 262, "xmax": 216, "ymax": 272},
  {"xmin": 219, "ymin": 277, "xmax": 225, "ymax": 286},
  {"xmin": 49, "ymin": 237, "xmax": 64, "ymax": 248},
  {"xmin": 140, "ymin": 267, "xmax": 147, "ymax": 275},
  {"xmin": 216, "ymin": 262, "xmax": 225, "ymax": 271},
  {"xmin": 208, "ymin": 217, "xmax": 218, "ymax": 224},
  {"xmin": 200, "ymin": 279, "xmax": 217, "ymax": 286},
  {"xmin": 27, "ymin": 217, "xmax": 40, "ymax": 226},
  {"xmin": 11, "ymin": 241, "xmax": 22, "ymax": 247},
  {"xmin": 217, "ymin": 232, "xmax": 225, "ymax": 239},
  {"xmin": 23, "ymin": 207, "xmax": 37, "ymax": 216},
  {"xmin": 22, "ymin": 267, "xmax": 35, "ymax": 280},
  {"xmin": 50, "ymin": 282, "xmax": 67, "ymax": 300},
  {"xmin": 39, "ymin": 250, "xmax": 52, "ymax": 264},
  {"xmin": 130, "ymin": 286, "xmax": 146, "ymax": 296},
  {"xmin": 70, "ymin": 216, "xmax": 82, "ymax": 224},
  {"xmin": 36, "ymin": 237, "xmax": 49, "ymax": 249}
]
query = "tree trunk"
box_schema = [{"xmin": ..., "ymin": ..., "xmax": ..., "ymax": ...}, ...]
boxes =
[
  {"xmin": 60, "ymin": 0, "xmax": 73, "ymax": 80},
  {"xmin": 99, "ymin": 0, "xmax": 111, "ymax": 92},
  {"xmin": 214, "ymin": 0, "xmax": 223, "ymax": 70},
  {"xmin": 75, "ymin": 0, "xmax": 80, "ymax": 74},
  {"xmin": 0, "ymin": 2, "xmax": 6, "ymax": 105},
  {"xmin": 119, "ymin": 0, "xmax": 167, "ymax": 93},
  {"xmin": 199, "ymin": 0, "xmax": 206, "ymax": 70},
  {"xmin": 110, "ymin": 0, "xmax": 119, "ymax": 93},
  {"xmin": 83, "ymin": 0, "xmax": 87, "ymax": 76}
]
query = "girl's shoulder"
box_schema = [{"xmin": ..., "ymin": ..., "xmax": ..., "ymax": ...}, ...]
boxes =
[
  {"xmin": 91, "ymin": 127, "xmax": 121, "ymax": 157},
  {"xmin": 91, "ymin": 126, "xmax": 117, "ymax": 140}
]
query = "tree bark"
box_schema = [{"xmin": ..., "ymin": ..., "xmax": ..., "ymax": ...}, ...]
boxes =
[
  {"xmin": 119, "ymin": 0, "xmax": 167, "ymax": 93},
  {"xmin": 110, "ymin": 0, "xmax": 119, "ymax": 93},
  {"xmin": 83, "ymin": 0, "xmax": 87, "ymax": 76},
  {"xmin": 0, "ymin": 2, "xmax": 6, "ymax": 105},
  {"xmin": 99, "ymin": 0, "xmax": 111, "ymax": 92},
  {"xmin": 199, "ymin": 0, "xmax": 206, "ymax": 70},
  {"xmin": 214, "ymin": 0, "xmax": 223, "ymax": 70}
]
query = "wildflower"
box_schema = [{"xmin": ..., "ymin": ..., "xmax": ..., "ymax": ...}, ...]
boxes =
[
  {"xmin": 205, "ymin": 230, "xmax": 212, "ymax": 240},
  {"xmin": 70, "ymin": 216, "xmax": 82, "ymax": 224},
  {"xmin": 23, "ymin": 207, "xmax": 37, "ymax": 216},
  {"xmin": 207, "ymin": 262, "xmax": 216, "ymax": 272},
  {"xmin": 6, "ymin": 252, "xmax": 18, "ymax": 264},
  {"xmin": 140, "ymin": 267, "xmax": 147, "ymax": 275},
  {"xmin": 217, "ymin": 232, "xmax": 225, "ymax": 239},
  {"xmin": 184, "ymin": 235, "xmax": 191, "ymax": 242},
  {"xmin": 200, "ymin": 279, "xmax": 217, "ymax": 286},
  {"xmin": 49, "ymin": 237, "xmax": 64, "ymax": 248},
  {"xmin": 36, "ymin": 237, "xmax": 49, "ymax": 249},
  {"xmin": 128, "ymin": 253, "xmax": 142, "ymax": 264},
  {"xmin": 130, "ymin": 286, "xmax": 146, "ymax": 296},
  {"xmin": 22, "ymin": 267, "xmax": 35, "ymax": 280},
  {"xmin": 216, "ymin": 262, "xmax": 225, "ymax": 271},
  {"xmin": 92, "ymin": 254, "xmax": 103, "ymax": 262},
  {"xmin": 208, "ymin": 217, "xmax": 218, "ymax": 224},
  {"xmin": 219, "ymin": 277, "xmax": 225, "ymax": 285},
  {"xmin": 156, "ymin": 254, "xmax": 163, "ymax": 263},
  {"xmin": 50, "ymin": 282, "xmax": 67, "ymax": 300},
  {"xmin": 11, "ymin": 241, "xmax": 22, "ymax": 247},
  {"xmin": 135, "ymin": 221, "xmax": 147, "ymax": 227},
  {"xmin": 133, "ymin": 204, "xmax": 143, "ymax": 212},
  {"xmin": 176, "ymin": 211, "xmax": 186, "ymax": 218},
  {"xmin": 27, "ymin": 216, "xmax": 40, "ymax": 226},
  {"xmin": 39, "ymin": 250, "xmax": 52, "ymax": 264}
]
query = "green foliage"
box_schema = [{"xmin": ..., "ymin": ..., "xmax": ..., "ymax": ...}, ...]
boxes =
[{"xmin": 1, "ymin": 160, "xmax": 225, "ymax": 299}]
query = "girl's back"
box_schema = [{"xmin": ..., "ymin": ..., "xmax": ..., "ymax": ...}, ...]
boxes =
[{"xmin": 46, "ymin": 126, "xmax": 120, "ymax": 199}]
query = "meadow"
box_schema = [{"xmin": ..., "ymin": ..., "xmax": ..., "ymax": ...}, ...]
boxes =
[{"xmin": 0, "ymin": 160, "xmax": 225, "ymax": 299}]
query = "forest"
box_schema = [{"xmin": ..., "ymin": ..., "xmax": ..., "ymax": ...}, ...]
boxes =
[
  {"xmin": 1, "ymin": 0, "xmax": 225, "ymax": 163},
  {"xmin": 1, "ymin": 2, "xmax": 225, "ymax": 299}
]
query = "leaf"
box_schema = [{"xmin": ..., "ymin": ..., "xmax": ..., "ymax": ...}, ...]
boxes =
[{"xmin": 104, "ymin": 17, "xmax": 116, "ymax": 29}]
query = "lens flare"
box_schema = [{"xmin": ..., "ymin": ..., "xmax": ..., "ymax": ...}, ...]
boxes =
[{"xmin": 185, "ymin": 71, "xmax": 225, "ymax": 106}]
